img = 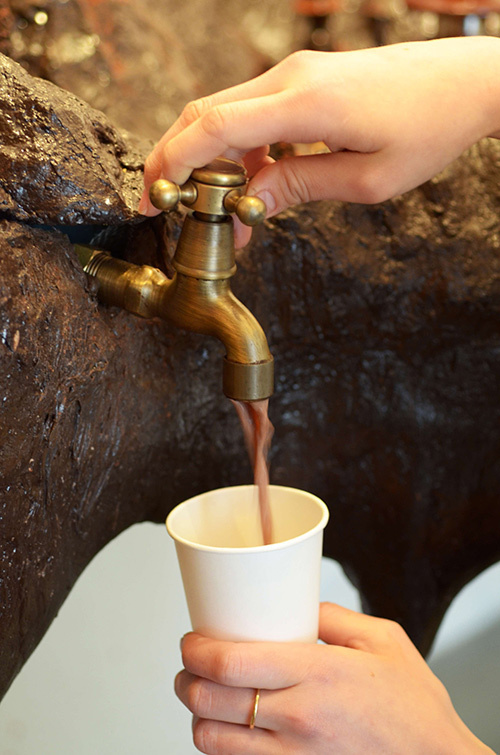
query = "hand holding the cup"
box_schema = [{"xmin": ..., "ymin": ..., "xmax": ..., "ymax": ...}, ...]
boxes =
[{"xmin": 175, "ymin": 603, "xmax": 493, "ymax": 754}]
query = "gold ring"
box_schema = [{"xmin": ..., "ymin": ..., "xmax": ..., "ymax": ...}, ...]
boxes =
[{"xmin": 249, "ymin": 688, "xmax": 260, "ymax": 729}]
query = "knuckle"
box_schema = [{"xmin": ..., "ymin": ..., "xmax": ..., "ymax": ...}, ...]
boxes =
[
  {"xmin": 281, "ymin": 48, "xmax": 318, "ymax": 74},
  {"xmin": 278, "ymin": 161, "xmax": 311, "ymax": 206},
  {"xmin": 199, "ymin": 105, "xmax": 229, "ymax": 140},
  {"xmin": 192, "ymin": 718, "xmax": 218, "ymax": 754},
  {"xmin": 181, "ymin": 97, "xmax": 212, "ymax": 127},
  {"xmin": 368, "ymin": 617, "xmax": 409, "ymax": 651},
  {"xmin": 381, "ymin": 618, "xmax": 408, "ymax": 643},
  {"xmin": 352, "ymin": 165, "xmax": 391, "ymax": 204},
  {"xmin": 213, "ymin": 645, "xmax": 244, "ymax": 685},
  {"xmin": 285, "ymin": 702, "xmax": 321, "ymax": 739},
  {"xmin": 186, "ymin": 678, "xmax": 211, "ymax": 717}
]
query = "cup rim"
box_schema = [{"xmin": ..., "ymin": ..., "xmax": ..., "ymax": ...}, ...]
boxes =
[{"xmin": 166, "ymin": 484, "xmax": 329, "ymax": 554}]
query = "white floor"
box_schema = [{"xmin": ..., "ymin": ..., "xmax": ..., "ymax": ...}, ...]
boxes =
[{"xmin": 0, "ymin": 522, "xmax": 499, "ymax": 754}]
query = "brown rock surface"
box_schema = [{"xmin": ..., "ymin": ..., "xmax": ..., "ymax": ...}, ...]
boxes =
[
  {"xmin": 0, "ymin": 53, "xmax": 148, "ymax": 224},
  {"xmin": 0, "ymin": 216, "xmax": 246, "ymax": 695}
]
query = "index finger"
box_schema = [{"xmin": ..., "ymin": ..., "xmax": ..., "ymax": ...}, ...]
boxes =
[
  {"xmin": 165, "ymin": 83, "xmax": 349, "ymax": 187},
  {"xmin": 143, "ymin": 66, "xmax": 284, "ymax": 189},
  {"xmin": 181, "ymin": 633, "xmax": 315, "ymax": 690}
]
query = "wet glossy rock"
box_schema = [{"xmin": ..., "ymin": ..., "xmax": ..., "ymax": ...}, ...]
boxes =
[
  {"xmin": 0, "ymin": 52, "xmax": 148, "ymax": 224},
  {"xmin": 0, "ymin": 217, "xmax": 249, "ymax": 696}
]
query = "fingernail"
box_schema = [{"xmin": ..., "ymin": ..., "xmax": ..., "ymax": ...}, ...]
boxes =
[
  {"xmin": 137, "ymin": 192, "xmax": 149, "ymax": 215},
  {"xmin": 248, "ymin": 189, "xmax": 277, "ymax": 217}
]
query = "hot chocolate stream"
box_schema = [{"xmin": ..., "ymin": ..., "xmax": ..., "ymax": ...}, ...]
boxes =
[{"xmin": 231, "ymin": 399, "xmax": 275, "ymax": 545}]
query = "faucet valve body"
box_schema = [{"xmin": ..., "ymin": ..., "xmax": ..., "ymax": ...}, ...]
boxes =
[
  {"xmin": 149, "ymin": 158, "xmax": 274, "ymax": 402},
  {"xmin": 149, "ymin": 158, "xmax": 267, "ymax": 226}
]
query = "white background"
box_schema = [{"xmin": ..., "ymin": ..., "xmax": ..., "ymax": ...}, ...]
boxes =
[{"xmin": 0, "ymin": 522, "xmax": 499, "ymax": 754}]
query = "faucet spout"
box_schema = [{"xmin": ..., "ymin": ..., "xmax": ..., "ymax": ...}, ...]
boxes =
[
  {"xmin": 158, "ymin": 273, "xmax": 273, "ymax": 400},
  {"xmin": 75, "ymin": 229, "xmax": 273, "ymax": 401}
]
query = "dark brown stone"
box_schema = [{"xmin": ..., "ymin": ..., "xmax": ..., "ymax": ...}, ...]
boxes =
[
  {"xmin": 0, "ymin": 216, "xmax": 250, "ymax": 697},
  {"xmin": 0, "ymin": 52, "xmax": 148, "ymax": 225}
]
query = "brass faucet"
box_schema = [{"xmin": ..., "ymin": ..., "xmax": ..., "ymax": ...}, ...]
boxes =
[{"xmin": 75, "ymin": 158, "xmax": 274, "ymax": 401}]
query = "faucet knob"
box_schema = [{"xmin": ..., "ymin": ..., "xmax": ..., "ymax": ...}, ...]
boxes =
[
  {"xmin": 149, "ymin": 158, "xmax": 267, "ymax": 226},
  {"xmin": 149, "ymin": 179, "xmax": 197, "ymax": 212},
  {"xmin": 223, "ymin": 190, "xmax": 266, "ymax": 226}
]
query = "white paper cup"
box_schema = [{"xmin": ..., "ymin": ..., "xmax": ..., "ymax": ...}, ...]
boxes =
[{"xmin": 166, "ymin": 484, "xmax": 329, "ymax": 643}]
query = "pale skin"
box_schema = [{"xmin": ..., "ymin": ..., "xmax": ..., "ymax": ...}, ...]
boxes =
[
  {"xmin": 176, "ymin": 604, "xmax": 494, "ymax": 754},
  {"xmin": 140, "ymin": 37, "xmax": 500, "ymax": 753},
  {"xmin": 140, "ymin": 36, "xmax": 500, "ymax": 248}
]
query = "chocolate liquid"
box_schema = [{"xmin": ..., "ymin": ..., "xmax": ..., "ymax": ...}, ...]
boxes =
[{"xmin": 231, "ymin": 399, "xmax": 274, "ymax": 545}]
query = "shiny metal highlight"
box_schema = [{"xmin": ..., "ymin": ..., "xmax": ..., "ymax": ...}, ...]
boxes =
[{"xmin": 76, "ymin": 159, "xmax": 274, "ymax": 401}]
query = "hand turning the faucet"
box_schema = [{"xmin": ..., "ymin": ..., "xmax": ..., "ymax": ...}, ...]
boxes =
[{"xmin": 139, "ymin": 36, "xmax": 500, "ymax": 248}]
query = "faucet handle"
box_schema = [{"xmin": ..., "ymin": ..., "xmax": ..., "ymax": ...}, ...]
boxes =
[
  {"xmin": 223, "ymin": 190, "xmax": 266, "ymax": 227},
  {"xmin": 148, "ymin": 158, "xmax": 267, "ymax": 226},
  {"xmin": 149, "ymin": 179, "xmax": 197, "ymax": 212}
]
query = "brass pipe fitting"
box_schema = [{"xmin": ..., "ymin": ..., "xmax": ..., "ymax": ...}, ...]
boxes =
[
  {"xmin": 76, "ymin": 158, "xmax": 274, "ymax": 402},
  {"xmin": 77, "ymin": 244, "xmax": 169, "ymax": 319}
]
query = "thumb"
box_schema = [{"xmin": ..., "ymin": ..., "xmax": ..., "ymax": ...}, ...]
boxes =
[
  {"xmin": 319, "ymin": 602, "xmax": 420, "ymax": 661},
  {"xmin": 247, "ymin": 150, "xmax": 391, "ymax": 214}
]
